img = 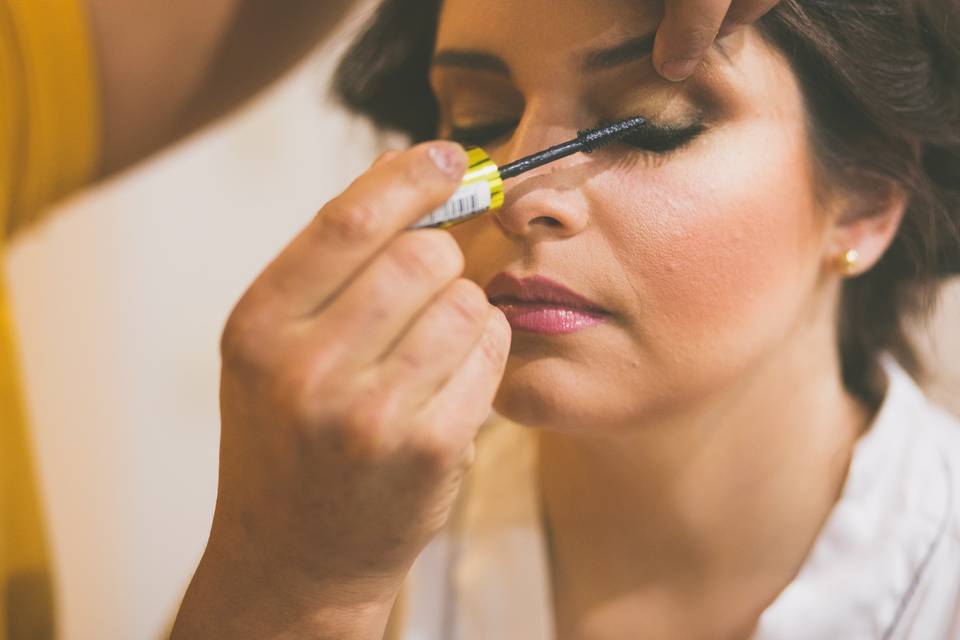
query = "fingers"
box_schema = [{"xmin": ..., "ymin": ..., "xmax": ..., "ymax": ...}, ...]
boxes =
[
  {"xmin": 653, "ymin": 0, "xmax": 781, "ymax": 82},
  {"xmin": 248, "ymin": 142, "xmax": 467, "ymax": 318},
  {"xmin": 377, "ymin": 278, "xmax": 494, "ymax": 407},
  {"xmin": 316, "ymin": 229, "xmax": 465, "ymax": 367},
  {"xmin": 654, "ymin": 0, "xmax": 732, "ymax": 82},
  {"xmin": 371, "ymin": 149, "xmax": 402, "ymax": 168},
  {"xmin": 415, "ymin": 307, "xmax": 511, "ymax": 452},
  {"xmin": 721, "ymin": 0, "xmax": 779, "ymax": 36}
]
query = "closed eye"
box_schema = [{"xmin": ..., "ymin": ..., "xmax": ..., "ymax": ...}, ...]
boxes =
[
  {"xmin": 617, "ymin": 122, "xmax": 706, "ymax": 153},
  {"xmin": 448, "ymin": 120, "xmax": 706, "ymax": 154}
]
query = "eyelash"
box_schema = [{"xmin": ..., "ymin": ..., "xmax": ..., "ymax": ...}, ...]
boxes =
[{"xmin": 447, "ymin": 121, "xmax": 706, "ymax": 154}]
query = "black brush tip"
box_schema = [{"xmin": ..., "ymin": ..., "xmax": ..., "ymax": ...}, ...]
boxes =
[{"xmin": 577, "ymin": 116, "xmax": 647, "ymax": 153}]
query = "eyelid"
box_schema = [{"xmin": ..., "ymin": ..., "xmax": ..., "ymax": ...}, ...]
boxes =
[
  {"xmin": 617, "ymin": 122, "xmax": 707, "ymax": 153},
  {"xmin": 604, "ymin": 117, "xmax": 704, "ymax": 134}
]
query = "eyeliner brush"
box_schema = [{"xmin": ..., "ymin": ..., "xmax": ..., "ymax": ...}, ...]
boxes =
[{"xmin": 410, "ymin": 115, "xmax": 647, "ymax": 230}]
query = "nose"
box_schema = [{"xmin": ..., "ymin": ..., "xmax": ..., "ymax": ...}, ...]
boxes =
[{"xmin": 491, "ymin": 124, "xmax": 591, "ymax": 241}]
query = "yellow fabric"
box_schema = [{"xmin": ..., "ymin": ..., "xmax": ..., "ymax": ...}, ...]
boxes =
[{"xmin": 0, "ymin": 0, "xmax": 99, "ymax": 637}]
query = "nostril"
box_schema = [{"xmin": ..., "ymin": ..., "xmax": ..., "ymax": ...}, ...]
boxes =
[
  {"xmin": 493, "ymin": 204, "xmax": 586, "ymax": 238},
  {"xmin": 532, "ymin": 216, "xmax": 563, "ymax": 227}
]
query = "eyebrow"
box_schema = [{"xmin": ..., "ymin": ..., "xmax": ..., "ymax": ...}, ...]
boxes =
[
  {"xmin": 581, "ymin": 34, "xmax": 656, "ymax": 71},
  {"xmin": 431, "ymin": 49, "xmax": 511, "ymax": 75},
  {"xmin": 432, "ymin": 32, "xmax": 657, "ymax": 76}
]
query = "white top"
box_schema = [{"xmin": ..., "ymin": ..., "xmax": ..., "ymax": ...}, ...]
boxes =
[{"xmin": 389, "ymin": 358, "xmax": 960, "ymax": 640}]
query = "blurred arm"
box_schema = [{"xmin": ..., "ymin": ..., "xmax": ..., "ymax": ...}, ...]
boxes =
[{"xmin": 85, "ymin": 0, "xmax": 354, "ymax": 176}]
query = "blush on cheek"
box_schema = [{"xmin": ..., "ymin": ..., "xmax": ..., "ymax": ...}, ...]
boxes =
[{"xmin": 604, "ymin": 122, "xmax": 825, "ymax": 381}]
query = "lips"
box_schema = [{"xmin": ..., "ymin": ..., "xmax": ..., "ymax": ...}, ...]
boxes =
[{"xmin": 484, "ymin": 273, "xmax": 609, "ymax": 335}]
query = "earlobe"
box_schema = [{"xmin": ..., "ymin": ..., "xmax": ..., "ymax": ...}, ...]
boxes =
[
  {"xmin": 826, "ymin": 179, "xmax": 908, "ymax": 277},
  {"xmin": 834, "ymin": 248, "xmax": 861, "ymax": 276}
]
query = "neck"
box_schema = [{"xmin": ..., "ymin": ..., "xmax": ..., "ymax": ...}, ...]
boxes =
[{"xmin": 537, "ymin": 324, "xmax": 870, "ymax": 637}]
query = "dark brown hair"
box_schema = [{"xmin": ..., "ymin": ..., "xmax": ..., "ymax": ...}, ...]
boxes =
[{"xmin": 334, "ymin": 0, "xmax": 960, "ymax": 404}]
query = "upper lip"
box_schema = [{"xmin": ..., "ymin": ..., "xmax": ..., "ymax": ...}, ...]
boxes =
[{"xmin": 485, "ymin": 273, "xmax": 607, "ymax": 312}]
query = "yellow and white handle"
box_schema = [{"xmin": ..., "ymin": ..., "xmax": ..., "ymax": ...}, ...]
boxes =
[{"xmin": 410, "ymin": 147, "xmax": 505, "ymax": 229}]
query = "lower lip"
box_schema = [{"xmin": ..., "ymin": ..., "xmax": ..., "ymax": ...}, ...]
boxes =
[{"xmin": 494, "ymin": 303, "xmax": 608, "ymax": 335}]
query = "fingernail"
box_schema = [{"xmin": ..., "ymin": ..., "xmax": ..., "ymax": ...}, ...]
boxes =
[
  {"xmin": 427, "ymin": 143, "xmax": 467, "ymax": 180},
  {"xmin": 660, "ymin": 58, "xmax": 699, "ymax": 82}
]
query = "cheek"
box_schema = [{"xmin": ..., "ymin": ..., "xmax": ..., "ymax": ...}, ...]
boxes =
[
  {"xmin": 449, "ymin": 219, "xmax": 507, "ymax": 286},
  {"xmin": 601, "ymin": 123, "xmax": 826, "ymax": 367}
]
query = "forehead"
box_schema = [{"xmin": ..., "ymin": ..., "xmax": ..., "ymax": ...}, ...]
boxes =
[
  {"xmin": 432, "ymin": 0, "xmax": 810, "ymax": 137},
  {"xmin": 435, "ymin": 0, "xmax": 662, "ymax": 68}
]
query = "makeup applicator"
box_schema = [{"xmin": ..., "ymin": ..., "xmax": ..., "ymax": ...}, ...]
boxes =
[{"xmin": 411, "ymin": 115, "xmax": 647, "ymax": 230}]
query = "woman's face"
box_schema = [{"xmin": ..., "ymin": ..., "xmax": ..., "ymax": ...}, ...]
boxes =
[{"xmin": 431, "ymin": 0, "xmax": 838, "ymax": 432}]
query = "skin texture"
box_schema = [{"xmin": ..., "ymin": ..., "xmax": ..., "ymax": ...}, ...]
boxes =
[{"xmin": 433, "ymin": 0, "xmax": 905, "ymax": 637}]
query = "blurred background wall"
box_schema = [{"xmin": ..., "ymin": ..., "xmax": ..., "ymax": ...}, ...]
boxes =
[
  {"xmin": 4, "ymin": 17, "xmax": 959, "ymax": 640},
  {"xmin": 5, "ymin": 23, "xmax": 389, "ymax": 638}
]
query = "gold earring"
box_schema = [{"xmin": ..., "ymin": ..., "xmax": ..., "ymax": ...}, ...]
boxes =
[{"xmin": 837, "ymin": 248, "xmax": 860, "ymax": 275}]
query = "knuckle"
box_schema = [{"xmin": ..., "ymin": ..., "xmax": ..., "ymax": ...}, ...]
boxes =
[
  {"xmin": 372, "ymin": 149, "xmax": 400, "ymax": 167},
  {"xmin": 220, "ymin": 305, "xmax": 270, "ymax": 369},
  {"xmin": 340, "ymin": 379, "xmax": 395, "ymax": 435},
  {"xmin": 220, "ymin": 315, "xmax": 244, "ymax": 359},
  {"xmin": 277, "ymin": 367, "xmax": 318, "ymax": 422},
  {"xmin": 391, "ymin": 230, "xmax": 464, "ymax": 282},
  {"xmin": 281, "ymin": 355, "xmax": 341, "ymax": 423},
  {"xmin": 321, "ymin": 196, "xmax": 380, "ymax": 243},
  {"xmin": 336, "ymin": 393, "xmax": 398, "ymax": 460},
  {"xmin": 409, "ymin": 434, "xmax": 459, "ymax": 470},
  {"xmin": 392, "ymin": 345, "xmax": 427, "ymax": 376},
  {"xmin": 442, "ymin": 279, "xmax": 490, "ymax": 327}
]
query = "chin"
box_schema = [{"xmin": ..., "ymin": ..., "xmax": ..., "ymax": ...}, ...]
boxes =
[{"xmin": 492, "ymin": 355, "xmax": 635, "ymax": 432}]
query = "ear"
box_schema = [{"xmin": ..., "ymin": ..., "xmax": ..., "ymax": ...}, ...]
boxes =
[{"xmin": 824, "ymin": 177, "xmax": 908, "ymax": 277}]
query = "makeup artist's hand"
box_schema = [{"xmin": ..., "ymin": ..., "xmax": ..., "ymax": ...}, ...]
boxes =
[
  {"xmin": 171, "ymin": 142, "xmax": 511, "ymax": 640},
  {"xmin": 654, "ymin": 0, "xmax": 780, "ymax": 81}
]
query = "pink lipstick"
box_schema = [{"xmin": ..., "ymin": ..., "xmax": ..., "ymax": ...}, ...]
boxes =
[{"xmin": 485, "ymin": 273, "xmax": 609, "ymax": 335}]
